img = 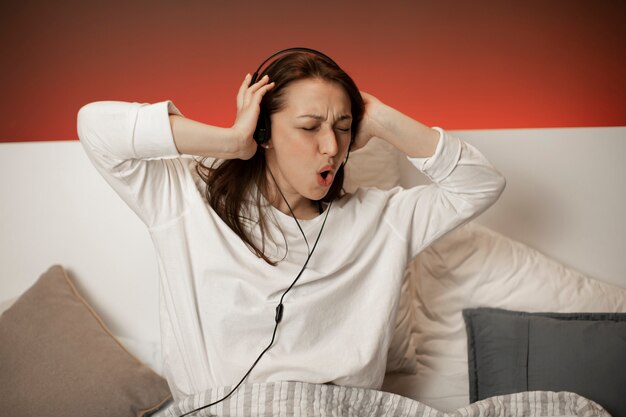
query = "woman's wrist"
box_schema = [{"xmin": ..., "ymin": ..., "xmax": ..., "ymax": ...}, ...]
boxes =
[
  {"xmin": 229, "ymin": 126, "xmax": 258, "ymax": 160},
  {"xmin": 372, "ymin": 104, "xmax": 439, "ymax": 158},
  {"xmin": 367, "ymin": 101, "xmax": 390, "ymax": 141},
  {"xmin": 169, "ymin": 115, "xmax": 250, "ymax": 159}
]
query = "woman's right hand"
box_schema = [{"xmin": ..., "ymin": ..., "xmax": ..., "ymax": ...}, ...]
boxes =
[{"xmin": 231, "ymin": 73, "xmax": 275, "ymax": 160}]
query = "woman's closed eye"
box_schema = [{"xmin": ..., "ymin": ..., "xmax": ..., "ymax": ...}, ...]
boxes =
[{"xmin": 301, "ymin": 126, "xmax": 351, "ymax": 132}]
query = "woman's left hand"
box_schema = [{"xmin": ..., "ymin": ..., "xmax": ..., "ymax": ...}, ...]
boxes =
[
  {"xmin": 351, "ymin": 91, "xmax": 386, "ymax": 152},
  {"xmin": 353, "ymin": 91, "xmax": 440, "ymax": 158}
]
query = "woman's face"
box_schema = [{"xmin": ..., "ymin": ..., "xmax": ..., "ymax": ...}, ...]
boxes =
[{"xmin": 265, "ymin": 78, "xmax": 352, "ymax": 205}]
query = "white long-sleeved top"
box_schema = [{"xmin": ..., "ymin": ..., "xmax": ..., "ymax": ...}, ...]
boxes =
[{"xmin": 76, "ymin": 100, "xmax": 505, "ymax": 401}]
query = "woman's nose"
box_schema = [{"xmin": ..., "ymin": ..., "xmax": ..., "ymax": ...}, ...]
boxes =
[{"xmin": 319, "ymin": 126, "xmax": 339, "ymax": 156}]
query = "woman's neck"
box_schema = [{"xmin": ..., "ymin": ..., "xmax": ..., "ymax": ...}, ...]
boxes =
[{"xmin": 263, "ymin": 166, "xmax": 321, "ymax": 220}]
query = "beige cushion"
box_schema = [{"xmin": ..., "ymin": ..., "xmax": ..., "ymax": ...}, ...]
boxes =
[{"xmin": 0, "ymin": 265, "xmax": 172, "ymax": 416}]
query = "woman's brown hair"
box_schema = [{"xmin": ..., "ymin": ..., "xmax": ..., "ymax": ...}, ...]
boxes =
[{"xmin": 195, "ymin": 51, "xmax": 365, "ymax": 265}]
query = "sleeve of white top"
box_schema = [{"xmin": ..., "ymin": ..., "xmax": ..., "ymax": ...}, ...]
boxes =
[
  {"xmin": 385, "ymin": 126, "xmax": 506, "ymax": 258},
  {"xmin": 76, "ymin": 100, "xmax": 192, "ymax": 229}
]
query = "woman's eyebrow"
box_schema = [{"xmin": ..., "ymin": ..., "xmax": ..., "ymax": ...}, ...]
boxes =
[{"xmin": 297, "ymin": 114, "xmax": 352, "ymax": 121}]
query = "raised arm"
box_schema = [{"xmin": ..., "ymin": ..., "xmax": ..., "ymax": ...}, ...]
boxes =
[
  {"xmin": 169, "ymin": 73, "xmax": 276, "ymax": 160},
  {"xmin": 351, "ymin": 91, "xmax": 440, "ymax": 158},
  {"xmin": 168, "ymin": 115, "xmax": 241, "ymax": 159},
  {"xmin": 354, "ymin": 91, "xmax": 506, "ymax": 257},
  {"xmin": 77, "ymin": 100, "xmax": 191, "ymax": 228},
  {"xmin": 76, "ymin": 74, "xmax": 276, "ymax": 228}
]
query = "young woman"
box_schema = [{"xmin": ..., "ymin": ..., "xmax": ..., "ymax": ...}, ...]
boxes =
[{"xmin": 77, "ymin": 48, "xmax": 505, "ymax": 406}]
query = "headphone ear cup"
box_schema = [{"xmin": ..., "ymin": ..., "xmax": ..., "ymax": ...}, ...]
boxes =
[{"xmin": 253, "ymin": 109, "xmax": 272, "ymax": 145}]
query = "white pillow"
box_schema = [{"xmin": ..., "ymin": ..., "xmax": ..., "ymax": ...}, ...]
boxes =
[{"xmin": 382, "ymin": 221, "xmax": 626, "ymax": 410}]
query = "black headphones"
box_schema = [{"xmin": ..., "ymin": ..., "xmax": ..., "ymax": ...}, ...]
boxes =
[{"xmin": 251, "ymin": 47, "xmax": 342, "ymax": 145}]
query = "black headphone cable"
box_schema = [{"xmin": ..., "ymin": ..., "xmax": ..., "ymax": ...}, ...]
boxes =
[{"xmin": 179, "ymin": 172, "xmax": 332, "ymax": 416}]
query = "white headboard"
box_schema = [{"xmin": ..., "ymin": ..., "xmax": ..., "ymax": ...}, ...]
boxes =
[
  {"xmin": 1, "ymin": 140, "xmax": 161, "ymax": 342},
  {"xmin": 1, "ymin": 126, "xmax": 625, "ymax": 346},
  {"xmin": 399, "ymin": 126, "xmax": 626, "ymax": 289}
]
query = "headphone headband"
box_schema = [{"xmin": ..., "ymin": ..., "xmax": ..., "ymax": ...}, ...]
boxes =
[
  {"xmin": 250, "ymin": 47, "xmax": 339, "ymax": 85},
  {"xmin": 252, "ymin": 47, "xmax": 341, "ymax": 144}
]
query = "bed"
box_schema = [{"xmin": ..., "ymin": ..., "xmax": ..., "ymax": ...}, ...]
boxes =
[{"xmin": 1, "ymin": 126, "xmax": 625, "ymax": 416}]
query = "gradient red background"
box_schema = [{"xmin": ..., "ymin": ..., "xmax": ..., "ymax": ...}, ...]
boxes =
[{"xmin": 1, "ymin": 0, "xmax": 625, "ymax": 142}]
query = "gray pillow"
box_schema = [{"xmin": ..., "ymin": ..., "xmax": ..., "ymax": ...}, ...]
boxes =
[
  {"xmin": 463, "ymin": 307, "xmax": 626, "ymax": 417},
  {"xmin": 0, "ymin": 265, "xmax": 172, "ymax": 416}
]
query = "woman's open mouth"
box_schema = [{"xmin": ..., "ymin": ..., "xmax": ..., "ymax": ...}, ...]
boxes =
[{"xmin": 317, "ymin": 167, "xmax": 334, "ymax": 187}]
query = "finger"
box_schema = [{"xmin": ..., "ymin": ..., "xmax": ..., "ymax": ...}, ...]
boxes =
[
  {"xmin": 244, "ymin": 78, "xmax": 273, "ymax": 107},
  {"xmin": 247, "ymin": 74, "xmax": 271, "ymax": 95},
  {"xmin": 237, "ymin": 74, "xmax": 251, "ymax": 108},
  {"xmin": 251, "ymin": 82, "xmax": 275, "ymax": 104},
  {"xmin": 259, "ymin": 81, "xmax": 276, "ymax": 94}
]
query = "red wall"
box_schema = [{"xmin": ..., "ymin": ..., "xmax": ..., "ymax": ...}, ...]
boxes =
[{"xmin": 1, "ymin": 0, "xmax": 625, "ymax": 142}]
